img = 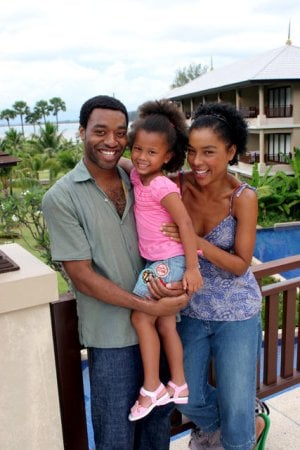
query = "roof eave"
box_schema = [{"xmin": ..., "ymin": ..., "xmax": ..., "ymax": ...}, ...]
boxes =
[{"xmin": 168, "ymin": 78, "xmax": 300, "ymax": 101}]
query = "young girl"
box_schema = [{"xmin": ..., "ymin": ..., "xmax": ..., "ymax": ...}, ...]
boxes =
[{"xmin": 127, "ymin": 99, "xmax": 203, "ymax": 421}]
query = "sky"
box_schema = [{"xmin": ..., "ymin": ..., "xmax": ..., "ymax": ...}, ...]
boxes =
[{"xmin": 0, "ymin": 0, "xmax": 300, "ymax": 122}]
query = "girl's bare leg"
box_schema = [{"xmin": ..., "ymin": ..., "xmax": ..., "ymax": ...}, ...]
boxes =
[
  {"xmin": 157, "ymin": 315, "xmax": 188, "ymax": 397},
  {"xmin": 131, "ymin": 310, "xmax": 167, "ymax": 407}
]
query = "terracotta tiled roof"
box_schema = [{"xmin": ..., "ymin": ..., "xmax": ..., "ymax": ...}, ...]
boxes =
[{"xmin": 166, "ymin": 44, "xmax": 300, "ymax": 100}]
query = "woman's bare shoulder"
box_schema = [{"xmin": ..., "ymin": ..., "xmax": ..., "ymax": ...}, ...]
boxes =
[
  {"xmin": 227, "ymin": 173, "xmax": 242, "ymax": 189},
  {"xmin": 168, "ymin": 170, "xmax": 194, "ymax": 190},
  {"xmin": 168, "ymin": 171, "xmax": 181, "ymax": 186}
]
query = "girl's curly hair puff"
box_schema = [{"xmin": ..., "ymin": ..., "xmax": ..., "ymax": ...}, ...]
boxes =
[
  {"xmin": 191, "ymin": 102, "xmax": 248, "ymax": 165},
  {"xmin": 128, "ymin": 99, "xmax": 188, "ymax": 172}
]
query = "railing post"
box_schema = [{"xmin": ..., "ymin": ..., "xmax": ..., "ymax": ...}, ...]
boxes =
[
  {"xmin": 50, "ymin": 295, "xmax": 89, "ymax": 450},
  {"xmin": 263, "ymin": 293, "xmax": 279, "ymax": 385},
  {"xmin": 297, "ymin": 296, "xmax": 300, "ymax": 372},
  {"xmin": 281, "ymin": 289, "xmax": 296, "ymax": 378}
]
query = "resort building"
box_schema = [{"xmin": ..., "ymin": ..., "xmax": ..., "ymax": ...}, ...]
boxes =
[{"xmin": 165, "ymin": 40, "xmax": 300, "ymax": 177}]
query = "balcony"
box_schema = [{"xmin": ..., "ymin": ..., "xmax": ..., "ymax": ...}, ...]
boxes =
[
  {"xmin": 265, "ymin": 105, "xmax": 293, "ymax": 118},
  {"xmin": 267, "ymin": 152, "xmax": 293, "ymax": 164},
  {"xmin": 239, "ymin": 151, "xmax": 292, "ymax": 165},
  {"xmin": 239, "ymin": 106, "xmax": 259, "ymax": 118},
  {"xmin": 238, "ymin": 105, "xmax": 294, "ymax": 119},
  {"xmin": 239, "ymin": 151, "xmax": 260, "ymax": 164}
]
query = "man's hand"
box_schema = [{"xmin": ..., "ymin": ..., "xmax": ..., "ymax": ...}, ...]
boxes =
[
  {"xmin": 139, "ymin": 275, "xmax": 190, "ymax": 316},
  {"xmin": 147, "ymin": 275, "xmax": 184, "ymax": 299},
  {"xmin": 144, "ymin": 292, "xmax": 190, "ymax": 317}
]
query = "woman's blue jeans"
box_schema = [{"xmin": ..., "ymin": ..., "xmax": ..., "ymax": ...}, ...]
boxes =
[
  {"xmin": 177, "ymin": 314, "xmax": 262, "ymax": 450},
  {"xmin": 88, "ymin": 344, "xmax": 173, "ymax": 450}
]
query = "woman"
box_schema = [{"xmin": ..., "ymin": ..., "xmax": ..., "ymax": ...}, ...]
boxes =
[{"xmin": 155, "ymin": 102, "xmax": 268, "ymax": 450}]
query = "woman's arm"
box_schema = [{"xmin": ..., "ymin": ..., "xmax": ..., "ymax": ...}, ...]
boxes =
[
  {"xmin": 162, "ymin": 188, "xmax": 258, "ymax": 276},
  {"xmin": 118, "ymin": 156, "xmax": 133, "ymax": 174}
]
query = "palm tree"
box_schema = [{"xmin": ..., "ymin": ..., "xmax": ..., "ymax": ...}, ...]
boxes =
[
  {"xmin": 1, "ymin": 128, "xmax": 24, "ymax": 155},
  {"xmin": 0, "ymin": 109, "xmax": 17, "ymax": 128},
  {"xmin": 37, "ymin": 122, "xmax": 64, "ymax": 155},
  {"xmin": 25, "ymin": 110, "xmax": 42, "ymax": 135},
  {"xmin": 13, "ymin": 101, "xmax": 30, "ymax": 135},
  {"xmin": 49, "ymin": 97, "xmax": 66, "ymax": 126},
  {"xmin": 15, "ymin": 152, "xmax": 50, "ymax": 185},
  {"xmin": 34, "ymin": 100, "xmax": 52, "ymax": 125},
  {"xmin": 27, "ymin": 122, "xmax": 66, "ymax": 182}
]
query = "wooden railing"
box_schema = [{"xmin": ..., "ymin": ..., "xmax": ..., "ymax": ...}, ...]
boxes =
[
  {"xmin": 239, "ymin": 152, "xmax": 260, "ymax": 164},
  {"xmin": 236, "ymin": 105, "xmax": 294, "ymax": 119},
  {"xmin": 252, "ymin": 255, "xmax": 300, "ymax": 396},
  {"xmin": 50, "ymin": 255, "xmax": 300, "ymax": 449},
  {"xmin": 239, "ymin": 106, "xmax": 259, "ymax": 118},
  {"xmin": 266, "ymin": 152, "xmax": 292, "ymax": 164},
  {"xmin": 239, "ymin": 152, "xmax": 292, "ymax": 165},
  {"xmin": 265, "ymin": 105, "xmax": 293, "ymax": 118}
]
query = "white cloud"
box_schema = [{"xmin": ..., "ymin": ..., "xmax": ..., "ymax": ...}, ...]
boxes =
[{"xmin": 0, "ymin": 0, "xmax": 299, "ymax": 119}]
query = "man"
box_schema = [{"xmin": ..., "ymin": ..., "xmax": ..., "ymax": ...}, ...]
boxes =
[{"xmin": 42, "ymin": 95, "xmax": 188, "ymax": 450}]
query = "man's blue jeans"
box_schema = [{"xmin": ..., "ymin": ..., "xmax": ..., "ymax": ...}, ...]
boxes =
[
  {"xmin": 88, "ymin": 345, "xmax": 173, "ymax": 450},
  {"xmin": 177, "ymin": 314, "xmax": 262, "ymax": 450}
]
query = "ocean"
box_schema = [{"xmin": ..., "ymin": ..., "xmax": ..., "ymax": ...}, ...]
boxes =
[{"xmin": 0, "ymin": 121, "xmax": 80, "ymax": 141}]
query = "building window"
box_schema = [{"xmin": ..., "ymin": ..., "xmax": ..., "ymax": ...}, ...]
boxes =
[
  {"xmin": 266, "ymin": 87, "xmax": 292, "ymax": 117},
  {"xmin": 267, "ymin": 133, "xmax": 291, "ymax": 163}
]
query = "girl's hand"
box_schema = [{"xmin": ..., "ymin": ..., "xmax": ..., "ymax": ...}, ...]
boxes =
[
  {"xmin": 183, "ymin": 267, "xmax": 203, "ymax": 293},
  {"xmin": 160, "ymin": 222, "xmax": 181, "ymax": 242}
]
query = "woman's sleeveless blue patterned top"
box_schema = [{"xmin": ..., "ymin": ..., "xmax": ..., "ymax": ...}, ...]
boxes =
[{"xmin": 182, "ymin": 184, "xmax": 262, "ymax": 321}]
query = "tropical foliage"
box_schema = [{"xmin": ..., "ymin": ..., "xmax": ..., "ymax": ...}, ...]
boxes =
[
  {"xmin": 13, "ymin": 101, "xmax": 30, "ymax": 135},
  {"xmin": 0, "ymin": 108, "xmax": 17, "ymax": 127},
  {"xmin": 0, "ymin": 118, "xmax": 81, "ymax": 285},
  {"xmin": 248, "ymin": 148, "xmax": 300, "ymax": 224}
]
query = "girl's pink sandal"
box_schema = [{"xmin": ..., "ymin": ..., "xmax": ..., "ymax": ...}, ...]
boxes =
[
  {"xmin": 167, "ymin": 381, "xmax": 189, "ymax": 404},
  {"xmin": 128, "ymin": 383, "xmax": 170, "ymax": 421}
]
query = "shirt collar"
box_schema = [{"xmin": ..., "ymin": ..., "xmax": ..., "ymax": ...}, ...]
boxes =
[
  {"xmin": 73, "ymin": 159, "xmax": 93, "ymax": 182},
  {"xmin": 73, "ymin": 158, "xmax": 132, "ymax": 192}
]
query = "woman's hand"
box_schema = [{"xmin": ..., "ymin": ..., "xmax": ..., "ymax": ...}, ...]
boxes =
[
  {"xmin": 162, "ymin": 222, "xmax": 204, "ymax": 254},
  {"xmin": 160, "ymin": 222, "xmax": 181, "ymax": 242}
]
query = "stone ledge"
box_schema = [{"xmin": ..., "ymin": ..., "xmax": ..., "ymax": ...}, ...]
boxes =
[{"xmin": 0, "ymin": 243, "xmax": 58, "ymax": 314}]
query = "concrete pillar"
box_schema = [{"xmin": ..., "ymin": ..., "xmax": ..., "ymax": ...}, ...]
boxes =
[
  {"xmin": 190, "ymin": 98, "xmax": 194, "ymax": 115},
  {"xmin": 258, "ymin": 130, "xmax": 267, "ymax": 174},
  {"xmin": 0, "ymin": 243, "xmax": 63, "ymax": 450},
  {"xmin": 258, "ymin": 85, "xmax": 267, "ymax": 125},
  {"xmin": 236, "ymin": 89, "xmax": 241, "ymax": 109}
]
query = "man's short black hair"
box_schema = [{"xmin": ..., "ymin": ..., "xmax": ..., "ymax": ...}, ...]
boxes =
[{"xmin": 79, "ymin": 95, "xmax": 128, "ymax": 128}]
